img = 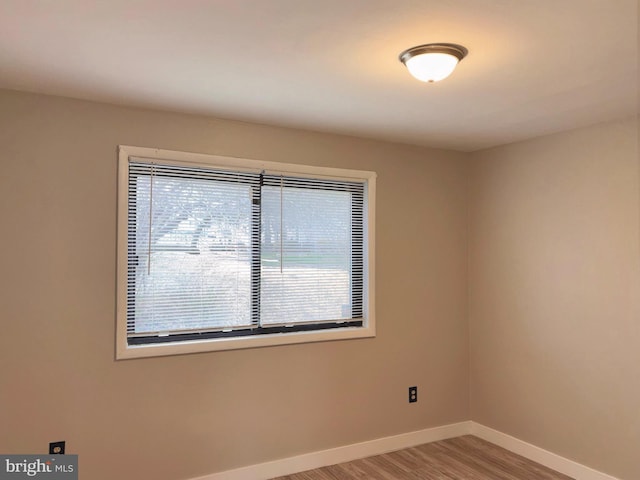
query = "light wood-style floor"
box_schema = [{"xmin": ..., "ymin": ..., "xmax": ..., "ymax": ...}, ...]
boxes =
[{"xmin": 271, "ymin": 435, "xmax": 573, "ymax": 480}]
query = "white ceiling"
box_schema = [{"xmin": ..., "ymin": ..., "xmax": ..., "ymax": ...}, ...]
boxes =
[{"xmin": 0, "ymin": 0, "xmax": 637, "ymax": 151}]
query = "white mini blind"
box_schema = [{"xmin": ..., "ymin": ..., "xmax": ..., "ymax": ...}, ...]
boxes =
[
  {"xmin": 127, "ymin": 161, "xmax": 262, "ymax": 341},
  {"xmin": 126, "ymin": 159, "xmax": 365, "ymax": 346},
  {"xmin": 260, "ymin": 175, "xmax": 364, "ymax": 325}
]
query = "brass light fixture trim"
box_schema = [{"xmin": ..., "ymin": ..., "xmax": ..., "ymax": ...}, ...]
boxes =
[{"xmin": 398, "ymin": 43, "xmax": 469, "ymax": 64}]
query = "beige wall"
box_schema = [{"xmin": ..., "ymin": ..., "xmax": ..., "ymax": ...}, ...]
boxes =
[
  {"xmin": 2, "ymin": 87, "xmax": 637, "ymax": 480},
  {"xmin": 468, "ymin": 117, "xmax": 640, "ymax": 479},
  {"xmin": 0, "ymin": 90, "xmax": 469, "ymax": 480}
]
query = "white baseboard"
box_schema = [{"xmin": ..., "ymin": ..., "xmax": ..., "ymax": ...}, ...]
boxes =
[
  {"xmin": 192, "ymin": 421, "xmax": 472, "ymax": 480},
  {"xmin": 191, "ymin": 421, "xmax": 621, "ymax": 480},
  {"xmin": 470, "ymin": 422, "xmax": 620, "ymax": 480}
]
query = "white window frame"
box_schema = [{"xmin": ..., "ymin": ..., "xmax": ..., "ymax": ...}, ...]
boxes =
[{"xmin": 116, "ymin": 145, "xmax": 376, "ymax": 359}]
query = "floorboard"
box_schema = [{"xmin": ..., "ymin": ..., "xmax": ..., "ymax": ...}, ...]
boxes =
[{"xmin": 270, "ymin": 435, "xmax": 573, "ymax": 480}]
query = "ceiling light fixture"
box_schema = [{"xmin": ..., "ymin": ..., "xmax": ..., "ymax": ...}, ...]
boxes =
[{"xmin": 399, "ymin": 43, "xmax": 468, "ymax": 83}]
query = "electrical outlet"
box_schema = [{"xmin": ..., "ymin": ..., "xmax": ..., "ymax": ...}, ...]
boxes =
[
  {"xmin": 49, "ymin": 441, "xmax": 65, "ymax": 455},
  {"xmin": 409, "ymin": 386, "xmax": 418, "ymax": 403}
]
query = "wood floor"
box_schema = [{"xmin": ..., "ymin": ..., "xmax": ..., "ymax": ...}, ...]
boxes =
[{"xmin": 271, "ymin": 435, "xmax": 573, "ymax": 480}]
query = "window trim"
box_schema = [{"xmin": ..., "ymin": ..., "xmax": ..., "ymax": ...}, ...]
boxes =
[{"xmin": 116, "ymin": 145, "xmax": 376, "ymax": 359}]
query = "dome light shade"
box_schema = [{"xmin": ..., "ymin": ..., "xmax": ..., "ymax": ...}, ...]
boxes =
[{"xmin": 399, "ymin": 43, "xmax": 468, "ymax": 82}]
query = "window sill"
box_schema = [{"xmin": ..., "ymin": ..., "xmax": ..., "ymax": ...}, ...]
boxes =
[{"xmin": 116, "ymin": 324, "xmax": 375, "ymax": 359}]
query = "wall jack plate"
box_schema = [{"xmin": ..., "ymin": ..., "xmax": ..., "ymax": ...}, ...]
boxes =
[
  {"xmin": 49, "ymin": 441, "xmax": 65, "ymax": 455},
  {"xmin": 409, "ymin": 386, "xmax": 418, "ymax": 403}
]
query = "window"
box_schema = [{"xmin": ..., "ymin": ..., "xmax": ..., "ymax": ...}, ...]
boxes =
[{"xmin": 117, "ymin": 146, "xmax": 376, "ymax": 359}]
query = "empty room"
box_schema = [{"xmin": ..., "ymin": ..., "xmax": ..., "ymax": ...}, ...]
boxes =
[{"xmin": 0, "ymin": 1, "xmax": 638, "ymax": 480}]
